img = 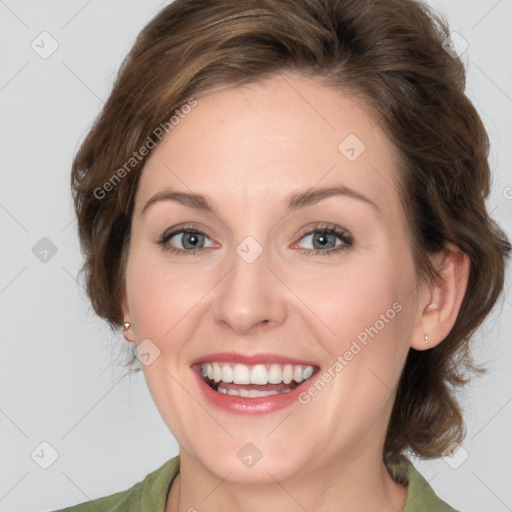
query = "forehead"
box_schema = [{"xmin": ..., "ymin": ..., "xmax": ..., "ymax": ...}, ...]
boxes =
[{"xmin": 135, "ymin": 73, "xmax": 401, "ymax": 215}]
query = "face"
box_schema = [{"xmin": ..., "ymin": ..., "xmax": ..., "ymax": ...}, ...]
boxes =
[{"xmin": 122, "ymin": 72, "xmax": 421, "ymax": 483}]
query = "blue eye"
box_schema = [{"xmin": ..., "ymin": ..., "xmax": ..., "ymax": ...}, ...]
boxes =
[
  {"xmin": 158, "ymin": 223, "xmax": 353, "ymax": 256},
  {"xmin": 160, "ymin": 228, "xmax": 214, "ymax": 254},
  {"xmin": 296, "ymin": 225, "xmax": 353, "ymax": 256}
]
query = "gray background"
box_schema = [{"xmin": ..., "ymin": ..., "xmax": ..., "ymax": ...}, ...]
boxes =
[{"xmin": 0, "ymin": 1, "xmax": 511, "ymax": 511}]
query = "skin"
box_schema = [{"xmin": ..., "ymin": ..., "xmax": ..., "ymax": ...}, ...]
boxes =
[{"xmin": 121, "ymin": 72, "xmax": 469, "ymax": 512}]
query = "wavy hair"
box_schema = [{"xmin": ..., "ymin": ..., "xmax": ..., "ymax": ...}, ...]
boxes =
[{"xmin": 71, "ymin": 0, "xmax": 510, "ymax": 458}]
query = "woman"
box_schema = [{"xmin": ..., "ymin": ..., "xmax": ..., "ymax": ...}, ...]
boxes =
[{"xmin": 57, "ymin": 0, "xmax": 510, "ymax": 510}]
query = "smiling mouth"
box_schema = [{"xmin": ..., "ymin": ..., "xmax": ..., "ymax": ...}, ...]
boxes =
[{"xmin": 195, "ymin": 362, "xmax": 318, "ymax": 398}]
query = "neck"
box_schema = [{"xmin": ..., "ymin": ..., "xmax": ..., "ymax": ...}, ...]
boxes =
[{"xmin": 166, "ymin": 449, "xmax": 408, "ymax": 512}]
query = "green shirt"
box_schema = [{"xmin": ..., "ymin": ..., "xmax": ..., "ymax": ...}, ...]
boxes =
[{"xmin": 54, "ymin": 454, "xmax": 459, "ymax": 511}]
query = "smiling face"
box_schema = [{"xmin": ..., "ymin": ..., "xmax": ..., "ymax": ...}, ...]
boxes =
[{"xmin": 122, "ymin": 72, "xmax": 423, "ymax": 483}]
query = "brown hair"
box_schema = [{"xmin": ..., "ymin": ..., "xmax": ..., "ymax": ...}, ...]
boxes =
[{"xmin": 71, "ymin": 0, "xmax": 510, "ymax": 459}]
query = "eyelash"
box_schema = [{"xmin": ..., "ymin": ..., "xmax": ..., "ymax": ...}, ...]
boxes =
[{"xmin": 158, "ymin": 223, "xmax": 354, "ymax": 257}]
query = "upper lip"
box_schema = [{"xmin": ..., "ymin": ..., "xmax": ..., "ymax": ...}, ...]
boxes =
[{"xmin": 191, "ymin": 352, "xmax": 319, "ymax": 367}]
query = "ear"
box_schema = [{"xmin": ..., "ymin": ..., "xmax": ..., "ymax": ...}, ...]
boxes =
[
  {"xmin": 410, "ymin": 242, "xmax": 470, "ymax": 351},
  {"xmin": 120, "ymin": 290, "xmax": 136, "ymax": 343}
]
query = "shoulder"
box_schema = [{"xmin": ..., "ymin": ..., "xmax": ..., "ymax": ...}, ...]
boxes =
[
  {"xmin": 385, "ymin": 453, "xmax": 461, "ymax": 512},
  {"xmin": 53, "ymin": 455, "xmax": 180, "ymax": 512}
]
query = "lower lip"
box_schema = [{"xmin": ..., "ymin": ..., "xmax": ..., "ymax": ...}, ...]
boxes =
[{"xmin": 193, "ymin": 369, "xmax": 314, "ymax": 415}]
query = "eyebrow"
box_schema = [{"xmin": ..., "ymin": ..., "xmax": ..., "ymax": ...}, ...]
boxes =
[{"xmin": 141, "ymin": 184, "xmax": 380, "ymax": 215}]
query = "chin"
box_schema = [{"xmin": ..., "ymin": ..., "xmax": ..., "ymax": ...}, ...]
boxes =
[{"xmin": 191, "ymin": 440, "xmax": 312, "ymax": 485}]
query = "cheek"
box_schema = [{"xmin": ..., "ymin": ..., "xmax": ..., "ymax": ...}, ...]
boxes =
[
  {"xmin": 288, "ymin": 248, "xmax": 416, "ymax": 404},
  {"xmin": 292, "ymin": 258, "xmax": 405, "ymax": 345},
  {"xmin": 124, "ymin": 250, "xmax": 211, "ymax": 440},
  {"xmin": 125, "ymin": 247, "xmax": 211, "ymax": 341}
]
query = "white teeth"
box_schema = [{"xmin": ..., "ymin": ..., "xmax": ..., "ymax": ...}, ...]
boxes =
[
  {"xmin": 268, "ymin": 364, "xmax": 283, "ymax": 384},
  {"xmin": 219, "ymin": 386, "xmax": 280, "ymax": 397},
  {"xmin": 282, "ymin": 364, "xmax": 293, "ymax": 384},
  {"xmin": 213, "ymin": 363, "xmax": 222, "ymax": 383},
  {"xmin": 250, "ymin": 364, "xmax": 268, "ymax": 385},
  {"xmin": 221, "ymin": 364, "xmax": 233, "ymax": 383},
  {"xmin": 303, "ymin": 366, "xmax": 314, "ymax": 380},
  {"xmin": 233, "ymin": 364, "xmax": 251, "ymax": 385},
  {"xmin": 200, "ymin": 362, "xmax": 316, "ymax": 386}
]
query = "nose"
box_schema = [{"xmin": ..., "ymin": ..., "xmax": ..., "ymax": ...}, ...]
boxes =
[{"xmin": 212, "ymin": 242, "xmax": 288, "ymax": 336}]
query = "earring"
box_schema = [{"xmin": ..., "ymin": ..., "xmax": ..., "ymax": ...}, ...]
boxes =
[
  {"xmin": 424, "ymin": 335, "xmax": 429, "ymax": 345},
  {"xmin": 122, "ymin": 322, "xmax": 133, "ymax": 341}
]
